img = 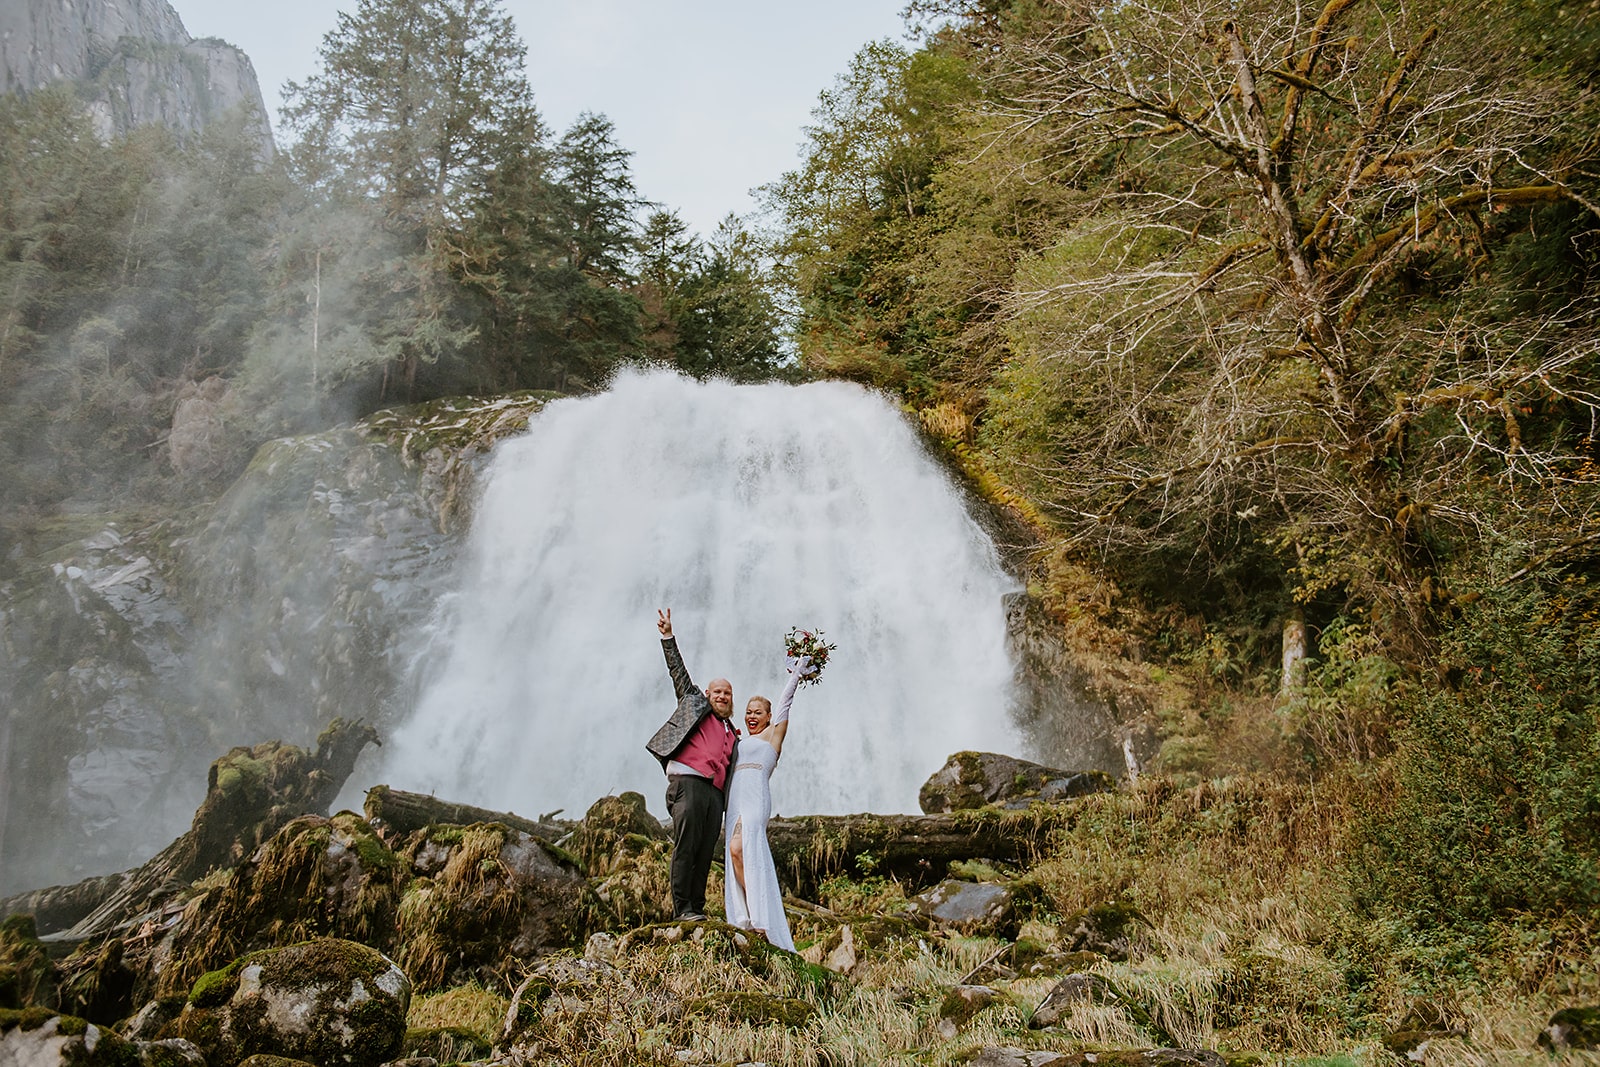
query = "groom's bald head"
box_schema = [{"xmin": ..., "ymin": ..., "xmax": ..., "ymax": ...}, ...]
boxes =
[{"xmin": 705, "ymin": 678, "xmax": 734, "ymax": 718}]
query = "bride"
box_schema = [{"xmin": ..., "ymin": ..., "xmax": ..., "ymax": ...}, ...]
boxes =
[{"xmin": 723, "ymin": 654, "xmax": 812, "ymax": 951}]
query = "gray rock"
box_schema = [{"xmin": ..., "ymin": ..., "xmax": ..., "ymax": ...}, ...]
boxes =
[
  {"xmin": 1004, "ymin": 592, "xmax": 1156, "ymax": 773},
  {"xmin": 1538, "ymin": 1005, "xmax": 1600, "ymax": 1051},
  {"xmin": 937, "ymin": 983, "xmax": 1000, "ymax": 1038},
  {"xmin": 174, "ymin": 937, "xmax": 411, "ymax": 1067},
  {"xmin": 913, "ymin": 879, "xmax": 1015, "ymax": 934},
  {"xmin": 0, "ymin": 1014, "xmax": 201, "ymax": 1066},
  {"xmin": 919, "ymin": 751, "xmax": 1113, "ymax": 814},
  {"xmin": 1028, "ymin": 972, "xmax": 1118, "ymax": 1029}
]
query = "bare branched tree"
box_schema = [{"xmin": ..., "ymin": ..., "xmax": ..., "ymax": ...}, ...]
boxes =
[{"xmin": 965, "ymin": 0, "xmax": 1599, "ymax": 648}]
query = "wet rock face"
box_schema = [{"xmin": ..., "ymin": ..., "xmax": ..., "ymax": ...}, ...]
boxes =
[
  {"xmin": 174, "ymin": 938, "xmax": 411, "ymax": 1067},
  {"xmin": 180, "ymin": 428, "xmax": 463, "ymax": 749},
  {"xmin": 0, "ymin": 523, "xmax": 206, "ymax": 893},
  {"xmin": 919, "ymin": 751, "xmax": 1114, "ymax": 814},
  {"xmin": 2, "ymin": 396, "xmax": 549, "ymax": 896}
]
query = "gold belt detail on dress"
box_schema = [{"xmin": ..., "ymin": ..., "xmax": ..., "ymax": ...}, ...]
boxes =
[{"xmin": 735, "ymin": 763, "xmax": 763, "ymax": 771}]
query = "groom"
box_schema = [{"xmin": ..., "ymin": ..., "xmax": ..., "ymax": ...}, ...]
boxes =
[{"xmin": 647, "ymin": 608, "xmax": 739, "ymax": 921}]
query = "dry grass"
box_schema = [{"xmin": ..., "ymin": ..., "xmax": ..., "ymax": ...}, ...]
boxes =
[
  {"xmin": 405, "ymin": 980, "xmax": 509, "ymax": 1039},
  {"xmin": 403, "ymin": 771, "xmax": 1598, "ymax": 1066}
]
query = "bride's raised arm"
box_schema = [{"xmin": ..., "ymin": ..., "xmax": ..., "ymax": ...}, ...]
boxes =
[{"xmin": 767, "ymin": 655, "xmax": 811, "ymax": 755}]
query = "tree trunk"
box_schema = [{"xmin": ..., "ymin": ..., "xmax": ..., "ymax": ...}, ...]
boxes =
[
  {"xmin": 363, "ymin": 785, "xmax": 573, "ymax": 843},
  {"xmin": 762, "ymin": 810, "xmax": 1065, "ymax": 893}
]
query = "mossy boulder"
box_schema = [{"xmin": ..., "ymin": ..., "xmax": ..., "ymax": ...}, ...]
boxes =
[
  {"xmin": 173, "ymin": 938, "xmax": 411, "ymax": 1067},
  {"xmin": 572, "ymin": 792, "xmax": 667, "ymax": 875},
  {"xmin": 158, "ymin": 812, "xmax": 406, "ymax": 998},
  {"xmin": 237, "ymin": 1058, "xmax": 317, "ymax": 1067},
  {"xmin": 396, "ymin": 823, "xmax": 590, "ymax": 992},
  {"xmin": 1012, "ymin": 944, "xmax": 1103, "ymax": 979},
  {"xmin": 1539, "ymin": 1005, "xmax": 1600, "ymax": 1051},
  {"xmin": 684, "ymin": 990, "xmax": 815, "ymax": 1028},
  {"xmin": 920, "ymin": 751, "xmax": 1114, "ymax": 813},
  {"xmin": 1059, "ymin": 900, "xmax": 1144, "ymax": 961},
  {"xmin": 0, "ymin": 1008, "xmax": 202, "ymax": 1065},
  {"xmin": 590, "ymin": 833, "xmax": 673, "ymax": 929},
  {"xmin": 937, "ymin": 984, "xmax": 1002, "ymax": 1037},
  {"xmin": 1027, "ymin": 973, "xmax": 1119, "ymax": 1029}
]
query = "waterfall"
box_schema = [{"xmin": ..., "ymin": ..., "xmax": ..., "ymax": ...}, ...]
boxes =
[{"xmin": 375, "ymin": 368, "xmax": 1021, "ymax": 820}]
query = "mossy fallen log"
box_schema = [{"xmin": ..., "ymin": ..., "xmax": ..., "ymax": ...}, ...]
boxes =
[
  {"xmin": 763, "ymin": 808, "xmax": 1068, "ymax": 892},
  {"xmin": 0, "ymin": 875, "xmax": 124, "ymax": 942},
  {"xmin": 363, "ymin": 786, "xmax": 573, "ymax": 843}
]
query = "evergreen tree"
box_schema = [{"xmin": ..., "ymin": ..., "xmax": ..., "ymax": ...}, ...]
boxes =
[{"xmin": 277, "ymin": 0, "xmax": 539, "ymax": 402}]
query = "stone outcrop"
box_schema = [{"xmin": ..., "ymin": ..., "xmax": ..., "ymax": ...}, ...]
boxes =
[
  {"xmin": 394, "ymin": 822, "xmax": 590, "ymax": 993},
  {"xmin": 920, "ymin": 750, "xmax": 1114, "ymax": 813},
  {"xmin": 1, "ymin": 720, "xmax": 381, "ymax": 944},
  {"xmin": 0, "ymin": 0, "xmax": 274, "ymax": 151}
]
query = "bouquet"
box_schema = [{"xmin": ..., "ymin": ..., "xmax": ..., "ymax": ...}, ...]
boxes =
[{"xmin": 784, "ymin": 627, "xmax": 837, "ymax": 687}]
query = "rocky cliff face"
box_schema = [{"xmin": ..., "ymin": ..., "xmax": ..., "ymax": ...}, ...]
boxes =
[
  {"xmin": 0, "ymin": 0, "xmax": 273, "ymax": 151},
  {"xmin": 0, "ymin": 395, "xmax": 550, "ymax": 896}
]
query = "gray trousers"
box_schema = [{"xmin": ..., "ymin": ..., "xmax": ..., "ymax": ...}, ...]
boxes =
[{"xmin": 665, "ymin": 774, "xmax": 723, "ymax": 918}]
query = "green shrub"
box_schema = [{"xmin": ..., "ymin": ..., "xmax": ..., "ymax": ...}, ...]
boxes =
[{"xmin": 1351, "ymin": 584, "xmax": 1600, "ymax": 929}]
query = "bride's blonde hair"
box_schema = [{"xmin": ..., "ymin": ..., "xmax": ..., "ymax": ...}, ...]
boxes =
[{"xmin": 747, "ymin": 695, "xmax": 772, "ymax": 715}]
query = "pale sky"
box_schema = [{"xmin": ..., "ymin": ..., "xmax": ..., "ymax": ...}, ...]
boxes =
[{"xmin": 173, "ymin": 0, "xmax": 911, "ymax": 237}]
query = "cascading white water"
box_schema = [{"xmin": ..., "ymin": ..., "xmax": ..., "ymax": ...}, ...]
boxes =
[{"xmin": 376, "ymin": 368, "xmax": 1021, "ymax": 819}]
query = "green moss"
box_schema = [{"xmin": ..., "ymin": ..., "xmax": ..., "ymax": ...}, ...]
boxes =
[
  {"xmin": 330, "ymin": 811, "xmax": 397, "ymax": 870},
  {"xmin": 189, "ymin": 958, "xmax": 247, "ymax": 1007},
  {"xmin": 403, "ymin": 1025, "xmax": 493, "ymax": 1061},
  {"xmin": 0, "ymin": 1006, "xmax": 56, "ymax": 1031}
]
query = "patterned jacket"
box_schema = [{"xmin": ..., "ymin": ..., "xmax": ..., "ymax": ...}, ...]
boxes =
[{"xmin": 645, "ymin": 636, "xmax": 724, "ymax": 766}]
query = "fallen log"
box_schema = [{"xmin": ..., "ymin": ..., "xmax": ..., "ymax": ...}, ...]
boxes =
[
  {"xmin": 363, "ymin": 785, "xmax": 574, "ymax": 843},
  {"xmin": 762, "ymin": 808, "xmax": 1070, "ymax": 893}
]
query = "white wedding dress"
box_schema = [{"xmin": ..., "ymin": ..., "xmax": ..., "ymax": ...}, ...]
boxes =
[{"xmin": 723, "ymin": 663, "xmax": 805, "ymax": 952}]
